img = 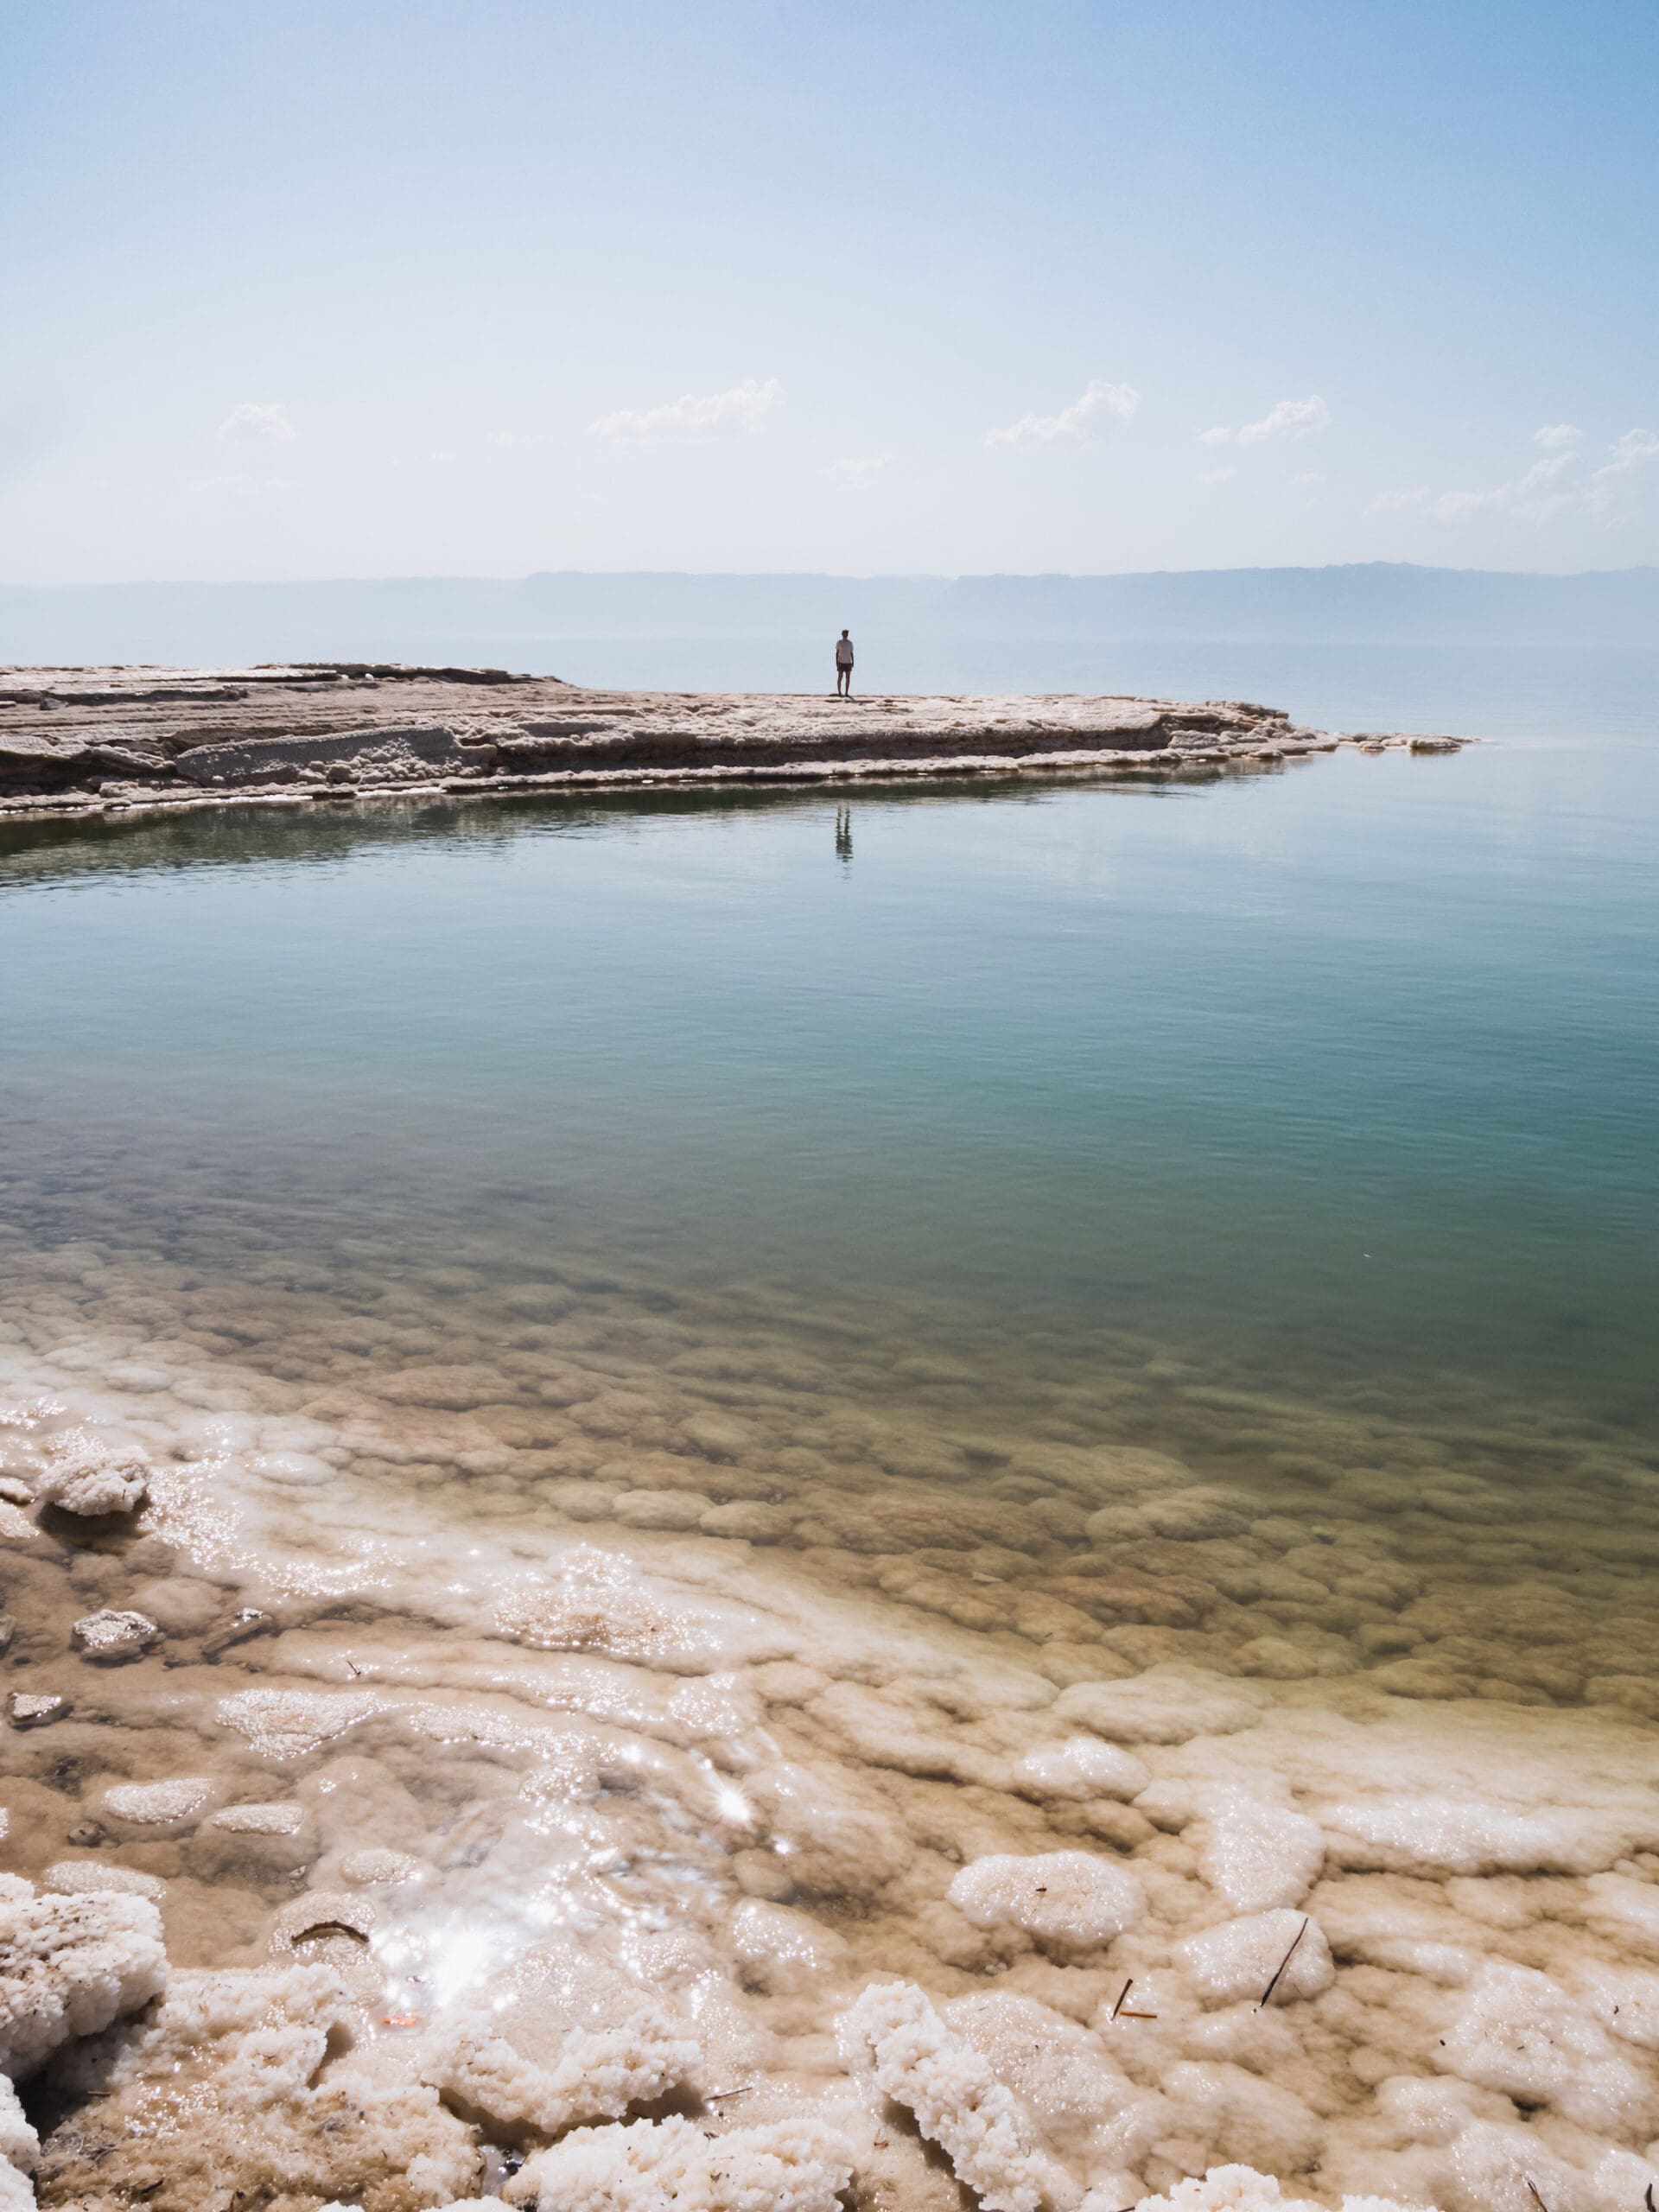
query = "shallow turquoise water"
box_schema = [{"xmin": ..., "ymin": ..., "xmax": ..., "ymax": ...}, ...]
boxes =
[{"xmin": 3, "ymin": 643, "xmax": 1656, "ymax": 1439}]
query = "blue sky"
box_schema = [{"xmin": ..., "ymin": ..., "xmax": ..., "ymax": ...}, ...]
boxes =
[{"xmin": 3, "ymin": 0, "xmax": 1656, "ymax": 580}]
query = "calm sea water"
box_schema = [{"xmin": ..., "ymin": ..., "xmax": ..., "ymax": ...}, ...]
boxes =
[{"xmin": 3, "ymin": 640, "xmax": 1656, "ymax": 1440}]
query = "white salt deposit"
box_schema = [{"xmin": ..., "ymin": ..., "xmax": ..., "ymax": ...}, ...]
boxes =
[
  {"xmin": 506, "ymin": 2113, "xmax": 855, "ymax": 2212},
  {"xmin": 41, "ymin": 1961, "xmax": 479, "ymax": 2210},
  {"xmin": 424, "ymin": 1940, "xmax": 698, "ymax": 2138},
  {"xmin": 840, "ymin": 1980, "xmax": 1066, "ymax": 2212},
  {"xmin": 34, "ymin": 1430, "xmax": 149, "ymax": 1516},
  {"xmin": 0, "ymin": 1879, "xmax": 167, "ymax": 2076},
  {"xmin": 1174, "ymin": 1910, "xmax": 1333, "ymax": 2006},
  {"xmin": 1129, "ymin": 2172, "xmax": 1424, "ymax": 2212},
  {"xmin": 4, "ymin": 1211, "xmax": 1659, "ymax": 2212},
  {"xmin": 340, "ymin": 1847, "xmax": 423, "ymax": 1885},
  {"xmin": 208, "ymin": 1802, "xmax": 305, "ymax": 1834},
  {"xmin": 0, "ymin": 2075, "xmax": 38, "ymax": 2177},
  {"xmin": 1320, "ymin": 1795, "xmax": 1659, "ymax": 1876},
  {"xmin": 1194, "ymin": 1796, "xmax": 1325, "ymax": 1914},
  {"xmin": 950, "ymin": 1849, "xmax": 1146, "ymax": 1947},
  {"xmin": 70, "ymin": 1608, "xmax": 160, "ymax": 1660},
  {"xmin": 101, "ymin": 1777, "xmax": 217, "ymax": 1827},
  {"xmin": 1014, "ymin": 1736, "xmax": 1150, "ymax": 1802},
  {"xmin": 41, "ymin": 1862, "xmax": 167, "ymax": 1901},
  {"xmin": 1055, "ymin": 1669, "xmax": 1268, "ymax": 1744},
  {"xmin": 6, "ymin": 1696, "xmax": 65, "ymax": 1731},
  {"xmin": 1438, "ymin": 1961, "xmax": 1651, "ymax": 2133}
]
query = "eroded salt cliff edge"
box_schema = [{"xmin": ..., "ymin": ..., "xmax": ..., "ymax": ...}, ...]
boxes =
[{"xmin": 0, "ymin": 664, "xmax": 1465, "ymax": 820}]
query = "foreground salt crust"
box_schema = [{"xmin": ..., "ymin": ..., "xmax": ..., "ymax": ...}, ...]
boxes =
[
  {"xmin": 32, "ymin": 1432, "xmax": 149, "ymax": 1518},
  {"xmin": 0, "ymin": 1878, "xmax": 166, "ymax": 2078},
  {"xmin": 3, "ymin": 1209, "xmax": 1659, "ymax": 2211},
  {"xmin": 1131, "ymin": 2174, "xmax": 1422, "ymax": 2212},
  {"xmin": 506, "ymin": 2114, "xmax": 855, "ymax": 2212}
]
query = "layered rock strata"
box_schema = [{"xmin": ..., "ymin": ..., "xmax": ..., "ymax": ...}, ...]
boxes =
[{"xmin": 0, "ymin": 664, "xmax": 1465, "ymax": 817}]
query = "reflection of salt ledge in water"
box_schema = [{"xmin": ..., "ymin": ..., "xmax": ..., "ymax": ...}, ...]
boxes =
[{"xmin": 3, "ymin": 1239, "xmax": 1659, "ymax": 2209}]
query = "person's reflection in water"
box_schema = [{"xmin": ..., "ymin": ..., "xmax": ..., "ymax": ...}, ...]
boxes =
[{"xmin": 835, "ymin": 804, "xmax": 853, "ymax": 864}]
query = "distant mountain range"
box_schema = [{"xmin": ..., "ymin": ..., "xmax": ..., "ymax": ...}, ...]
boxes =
[{"xmin": 1, "ymin": 564, "xmax": 1655, "ymax": 671}]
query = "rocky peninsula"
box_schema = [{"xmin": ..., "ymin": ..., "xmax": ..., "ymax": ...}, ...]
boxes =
[{"xmin": 0, "ymin": 664, "xmax": 1465, "ymax": 821}]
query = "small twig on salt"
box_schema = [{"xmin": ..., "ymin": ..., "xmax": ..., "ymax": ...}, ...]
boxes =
[
  {"xmin": 1257, "ymin": 1916, "xmax": 1311, "ymax": 2009},
  {"xmin": 1523, "ymin": 2178, "xmax": 1549, "ymax": 2212},
  {"xmin": 1110, "ymin": 1977, "xmax": 1134, "ymax": 2020},
  {"xmin": 704, "ymin": 2087, "xmax": 751, "ymax": 2102},
  {"xmin": 344, "ymin": 1658, "xmax": 362, "ymax": 1678}
]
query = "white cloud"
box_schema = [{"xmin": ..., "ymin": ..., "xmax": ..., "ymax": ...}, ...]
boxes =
[
  {"xmin": 1237, "ymin": 394, "xmax": 1331, "ymax": 443},
  {"xmin": 218, "ymin": 402, "xmax": 296, "ymax": 443},
  {"xmin": 1431, "ymin": 449, "xmax": 1578, "ymax": 521},
  {"xmin": 1593, "ymin": 426, "xmax": 1659, "ymax": 480},
  {"xmin": 588, "ymin": 377, "xmax": 779, "ymax": 445},
  {"xmin": 1533, "ymin": 423, "xmax": 1581, "ymax": 448},
  {"xmin": 1196, "ymin": 395, "xmax": 1330, "ymax": 446},
  {"xmin": 1294, "ymin": 469, "xmax": 1326, "ymax": 486},
  {"xmin": 1368, "ymin": 428, "xmax": 1659, "ymax": 527},
  {"xmin": 985, "ymin": 378, "xmax": 1140, "ymax": 450},
  {"xmin": 1198, "ymin": 465, "xmax": 1236, "ymax": 484},
  {"xmin": 825, "ymin": 454, "xmax": 893, "ymax": 484}
]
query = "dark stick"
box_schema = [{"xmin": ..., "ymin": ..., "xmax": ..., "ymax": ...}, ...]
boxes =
[
  {"xmin": 1257, "ymin": 1916, "xmax": 1310, "ymax": 2009},
  {"xmin": 1523, "ymin": 2180, "xmax": 1549, "ymax": 2212},
  {"xmin": 1110, "ymin": 1976, "xmax": 1134, "ymax": 2020}
]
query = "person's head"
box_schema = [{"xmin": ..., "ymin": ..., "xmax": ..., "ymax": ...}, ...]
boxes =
[{"xmin": 841, "ymin": 628, "xmax": 849, "ymax": 638}]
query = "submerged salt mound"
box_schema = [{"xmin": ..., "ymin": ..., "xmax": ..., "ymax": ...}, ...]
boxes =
[
  {"xmin": 0, "ymin": 1878, "xmax": 167, "ymax": 2078},
  {"xmin": 424, "ymin": 1940, "xmax": 699, "ymax": 2137},
  {"xmin": 35, "ymin": 1433, "xmax": 149, "ymax": 1517},
  {"xmin": 101, "ymin": 1777, "xmax": 216, "ymax": 1831},
  {"xmin": 1439, "ymin": 1961, "xmax": 1650, "ymax": 2134},
  {"xmin": 505, "ymin": 2113, "xmax": 855, "ymax": 2212},
  {"xmin": 1320, "ymin": 1794, "xmax": 1659, "ymax": 1878},
  {"xmin": 1054, "ymin": 1670, "xmax": 1269, "ymax": 1745},
  {"xmin": 39, "ymin": 1962, "xmax": 478, "ymax": 2212},
  {"xmin": 70, "ymin": 1610, "xmax": 159, "ymax": 1662},
  {"xmin": 839, "ymin": 1980, "xmax": 1069, "ymax": 2212},
  {"xmin": 1174, "ymin": 1910, "xmax": 1333, "ymax": 2007},
  {"xmin": 948, "ymin": 1849, "xmax": 1143, "ymax": 1947},
  {"xmin": 1130, "ymin": 2171, "xmax": 1429, "ymax": 2212},
  {"xmin": 40, "ymin": 1865, "xmax": 166, "ymax": 1903},
  {"xmin": 1013, "ymin": 1738, "xmax": 1150, "ymax": 1802},
  {"xmin": 1188, "ymin": 1792, "xmax": 1325, "ymax": 1915},
  {"xmin": 941, "ymin": 1990, "xmax": 1135, "ymax": 2191}
]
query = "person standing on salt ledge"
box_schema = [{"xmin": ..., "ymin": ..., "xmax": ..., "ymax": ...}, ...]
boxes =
[{"xmin": 835, "ymin": 628, "xmax": 855, "ymax": 696}]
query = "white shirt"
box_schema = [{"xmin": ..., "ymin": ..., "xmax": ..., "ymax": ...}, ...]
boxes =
[{"xmin": 835, "ymin": 636, "xmax": 855, "ymax": 665}]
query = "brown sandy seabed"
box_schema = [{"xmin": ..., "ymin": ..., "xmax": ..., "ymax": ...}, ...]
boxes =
[
  {"xmin": 2, "ymin": 1141, "xmax": 1658, "ymax": 2212},
  {"xmin": 0, "ymin": 664, "xmax": 1467, "ymax": 823}
]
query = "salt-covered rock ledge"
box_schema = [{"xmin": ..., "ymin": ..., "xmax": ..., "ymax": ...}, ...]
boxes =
[{"xmin": 0, "ymin": 663, "xmax": 1467, "ymax": 819}]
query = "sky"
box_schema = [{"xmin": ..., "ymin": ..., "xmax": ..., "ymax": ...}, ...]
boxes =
[{"xmin": 3, "ymin": 0, "xmax": 1656, "ymax": 582}]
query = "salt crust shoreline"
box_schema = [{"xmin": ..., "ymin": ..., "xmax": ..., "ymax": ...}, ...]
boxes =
[
  {"xmin": 0, "ymin": 663, "xmax": 1468, "ymax": 824},
  {"xmin": 3, "ymin": 1202, "xmax": 1659, "ymax": 2212}
]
